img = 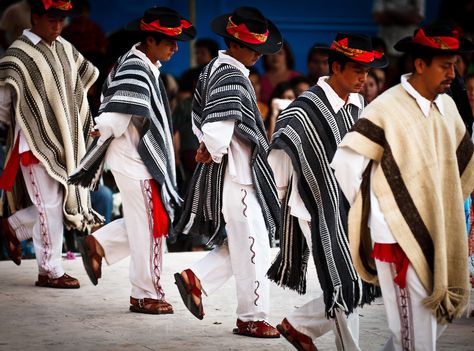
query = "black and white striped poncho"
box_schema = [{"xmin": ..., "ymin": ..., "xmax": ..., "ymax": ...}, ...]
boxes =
[
  {"xmin": 69, "ymin": 51, "xmax": 181, "ymax": 222},
  {"xmin": 175, "ymin": 59, "xmax": 280, "ymax": 245},
  {"xmin": 267, "ymin": 85, "xmax": 377, "ymax": 317},
  {"xmin": 0, "ymin": 35, "xmax": 99, "ymax": 229}
]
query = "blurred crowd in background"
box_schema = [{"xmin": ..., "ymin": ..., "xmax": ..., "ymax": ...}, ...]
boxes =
[{"xmin": 1, "ymin": 0, "xmax": 474, "ymax": 257}]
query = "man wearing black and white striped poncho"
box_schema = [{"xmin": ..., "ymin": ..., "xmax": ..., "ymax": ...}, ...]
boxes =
[
  {"xmin": 69, "ymin": 7, "xmax": 196, "ymax": 314},
  {"xmin": 0, "ymin": 1, "xmax": 98, "ymax": 289},
  {"xmin": 174, "ymin": 7, "xmax": 282, "ymax": 338},
  {"xmin": 267, "ymin": 33, "xmax": 388, "ymax": 350}
]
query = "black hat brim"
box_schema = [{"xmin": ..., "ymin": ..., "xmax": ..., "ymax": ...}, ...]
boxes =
[
  {"xmin": 211, "ymin": 13, "xmax": 282, "ymax": 55},
  {"xmin": 394, "ymin": 36, "xmax": 474, "ymax": 55},
  {"xmin": 125, "ymin": 17, "xmax": 196, "ymax": 42},
  {"xmin": 314, "ymin": 46, "xmax": 389, "ymax": 68}
]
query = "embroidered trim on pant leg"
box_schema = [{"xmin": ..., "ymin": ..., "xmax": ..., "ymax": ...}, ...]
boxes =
[
  {"xmin": 142, "ymin": 180, "xmax": 164, "ymax": 299},
  {"xmin": 248, "ymin": 236, "xmax": 256, "ymax": 264},
  {"xmin": 392, "ymin": 264, "xmax": 414, "ymax": 351},
  {"xmin": 241, "ymin": 189, "xmax": 248, "ymax": 217},
  {"xmin": 28, "ymin": 166, "xmax": 54, "ymax": 277},
  {"xmin": 254, "ymin": 280, "xmax": 260, "ymax": 306}
]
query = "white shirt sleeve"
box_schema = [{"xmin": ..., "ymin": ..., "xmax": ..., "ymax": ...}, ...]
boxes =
[
  {"xmin": 268, "ymin": 149, "xmax": 292, "ymax": 200},
  {"xmin": 331, "ymin": 146, "xmax": 370, "ymax": 206},
  {"xmin": 191, "ymin": 116, "xmax": 204, "ymax": 142},
  {"xmin": 94, "ymin": 112, "xmax": 133, "ymax": 146},
  {"xmin": 0, "ymin": 85, "xmax": 13, "ymax": 125},
  {"xmin": 201, "ymin": 120, "xmax": 235, "ymax": 163}
]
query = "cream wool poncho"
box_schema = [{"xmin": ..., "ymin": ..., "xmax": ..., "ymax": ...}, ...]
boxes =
[
  {"xmin": 0, "ymin": 35, "xmax": 99, "ymax": 229},
  {"xmin": 341, "ymin": 84, "xmax": 474, "ymax": 323}
]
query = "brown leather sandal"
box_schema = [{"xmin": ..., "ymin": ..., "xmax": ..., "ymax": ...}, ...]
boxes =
[
  {"xmin": 174, "ymin": 269, "xmax": 204, "ymax": 320},
  {"xmin": 277, "ymin": 318, "xmax": 318, "ymax": 350},
  {"xmin": 77, "ymin": 234, "xmax": 102, "ymax": 285},
  {"xmin": 232, "ymin": 319, "xmax": 280, "ymax": 338},
  {"xmin": 35, "ymin": 273, "xmax": 80, "ymax": 289},
  {"xmin": 129, "ymin": 297, "xmax": 174, "ymax": 314},
  {"xmin": 2, "ymin": 218, "xmax": 21, "ymax": 266}
]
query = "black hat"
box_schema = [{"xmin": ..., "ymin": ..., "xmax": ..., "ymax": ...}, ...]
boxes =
[
  {"xmin": 31, "ymin": 0, "xmax": 74, "ymax": 17},
  {"xmin": 316, "ymin": 33, "xmax": 388, "ymax": 68},
  {"xmin": 394, "ymin": 25, "xmax": 474, "ymax": 55},
  {"xmin": 210, "ymin": 7, "xmax": 282, "ymax": 55},
  {"xmin": 125, "ymin": 7, "xmax": 196, "ymax": 42}
]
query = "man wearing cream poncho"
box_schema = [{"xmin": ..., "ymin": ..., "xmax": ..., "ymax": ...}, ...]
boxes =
[
  {"xmin": 0, "ymin": 0, "xmax": 98, "ymax": 288},
  {"xmin": 331, "ymin": 25, "xmax": 474, "ymax": 350}
]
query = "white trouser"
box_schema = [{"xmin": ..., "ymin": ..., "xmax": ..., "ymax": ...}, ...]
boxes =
[
  {"xmin": 8, "ymin": 163, "xmax": 64, "ymax": 278},
  {"xmin": 286, "ymin": 218, "xmax": 360, "ymax": 351},
  {"xmin": 375, "ymin": 259, "xmax": 447, "ymax": 351},
  {"xmin": 93, "ymin": 171, "xmax": 165, "ymax": 300},
  {"xmin": 190, "ymin": 169, "xmax": 271, "ymax": 322}
]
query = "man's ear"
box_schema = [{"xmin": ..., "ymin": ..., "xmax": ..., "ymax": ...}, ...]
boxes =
[
  {"xmin": 413, "ymin": 58, "xmax": 426, "ymax": 75},
  {"xmin": 331, "ymin": 61, "xmax": 341, "ymax": 75},
  {"xmin": 145, "ymin": 35, "xmax": 156, "ymax": 46},
  {"xmin": 31, "ymin": 13, "xmax": 39, "ymax": 27}
]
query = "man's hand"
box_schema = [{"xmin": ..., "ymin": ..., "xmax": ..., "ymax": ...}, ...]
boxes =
[
  {"xmin": 90, "ymin": 129, "xmax": 101, "ymax": 138},
  {"xmin": 195, "ymin": 142, "xmax": 212, "ymax": 164}
]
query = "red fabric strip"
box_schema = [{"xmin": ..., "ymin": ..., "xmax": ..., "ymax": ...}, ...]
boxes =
[
  {"xmin": 413, "ymin": 28, "xmax": 459, "ymax": 50},
  {"xmin": 140, "ymin": 19, "xmax": 190, "ymax": 37},
  {"xmin": 0, "ymin": 137, "xmax": 40, "ymax": 192},
  {"xmin": 372, "ymin": 243, "xmax": 410, "ymax": 289},
  {"xmin": 0, "ymin": 137, "xmax": 21, "ymax": 191},
  {"xmin": 225, "ymin": 17, "xmax": 269, "ymax": 45},
  {"xmin": 149, "ymin": 180, "xmax": 169, "ymax": 238}
]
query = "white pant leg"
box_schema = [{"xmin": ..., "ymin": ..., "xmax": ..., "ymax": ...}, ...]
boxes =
[
  {"xmin": 286, "ymin": 219, "xmax": 360, "ymax": 351},
  {"xmin": 112, "ymin": 172, "xmax": 166, "ymax": 300},
  {"xmin": 223, "ymin": 170, "xmax": 271, "ymax": 322},
  {"xmin": 189, "ymin": 169, "xmax": 271, "ymax": 321},
  {"xmin": 8, "ymin": 205, "xmax": 37, "ymax": 241},
  {"xmin": 190, "ymin": 242, "xmax": 233, "ymax": 296},
  {"xmin": 17, "ymin": 163, "xmax": 64, "ymax": 278},
  {"xmin": 93, "ymin": 217, "xmax": 129, "ymax": 265},
  {"xmin": 376, "ymin": 259, "xmax": 445, "ymax": 351}
]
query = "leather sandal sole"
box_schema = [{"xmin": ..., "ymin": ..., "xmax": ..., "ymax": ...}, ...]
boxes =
[
  {"xmin": 174, "ymin": 272, "xmax": 204, "ymax": 320},
  {"xmin": 129, "ymin": 305, "xmax": 174, "ymax": 315},
  {"xmin": 232, "ymin": 328, "xmax": 280, "ymax": 339},
  {"xmin": 77, "ymin": 235, "xmax": 99, "ymax": 286}
]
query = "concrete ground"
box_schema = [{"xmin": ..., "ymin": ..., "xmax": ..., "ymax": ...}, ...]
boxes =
[{"xmin": 0, "ymin": 250, "xmax": 472, "ymax": 351}]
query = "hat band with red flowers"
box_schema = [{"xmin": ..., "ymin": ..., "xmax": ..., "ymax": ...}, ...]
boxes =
[
  {"xmin": 330, "ymin": 38, "xmax": 384, "ymax": 63},
  {"xmin": 225, "ymin": 17, "xmax": 268, "ymax": 45},
  {"xmin": 412, "ymin": 28, "xmax": 460, "ymax": 50},
  {"xmin": 140, "ymin": 18, "xmax": 192, "ymax": 36},
  {"xmin": 41, "ymin": 0, "xmax": 72, "ymax": 11}
]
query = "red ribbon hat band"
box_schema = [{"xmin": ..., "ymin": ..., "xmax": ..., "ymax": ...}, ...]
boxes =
[
  {"xmin": 330, "ymin": 37, "xmax": 384, "ymax": 63},
  {"xmin": 412, "ymin": 28, "xmax": 460, "ymax": 50},
  {"xmin": 225, "ymin": 17, "xmax": 269, "ymax": 45},
  {"xmin": 140, "ymin": 19, "xmax": 192, "ymax": 37},
  {"xmin": 41, "ymin": 0, "xmax": 72, "ymax": 11}
]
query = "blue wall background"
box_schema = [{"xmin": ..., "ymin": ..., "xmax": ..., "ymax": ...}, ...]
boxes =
[{"xmin": 89, "ymin": 0, "xmax": 442, "ymax": 78}]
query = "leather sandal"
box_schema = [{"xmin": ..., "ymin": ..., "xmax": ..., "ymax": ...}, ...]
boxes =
[
  {"xmin": 232, "ymin": 319, "xmax": 280, "ymax": 338},
  {"xmin": 129, "ymin": 297, "xmax": 174, "ymax": 314},
  {"xmin": 277, "ymin": 318, "xmax": 318, "ymax": 351},
  {"xmin": 174, "ymin": 269, "xmax": 204, "ymax": 320},
  {"xmin": 77, "ymin": 234, "xmax": 102, "ymax": 285},
  {"xmin": 35, "ymin": 273, "xmax": 80, "ymax": 289},
  {"xmin": 2, "ymin": 218, "xmax": 21, "ymax": 265}
]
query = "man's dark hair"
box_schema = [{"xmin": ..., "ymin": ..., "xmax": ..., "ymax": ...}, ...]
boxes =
[
  {"xmin": 224, "ymin": 37, "xmax": 246, "ymax": 50},
  {"xmin": 328, "ymin": 55, "xmax": 350, "ymax": 74},
  {"xmin": 140, "ymin": 32, "xmax": 163, "ymax": 45},
  {"xmin": 195, "ymin": 38, "xmax": 219, "ymax": 58},
  {"xmin": 411, "ymin": 52, "xmax": 434, "ymax": 67}
]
